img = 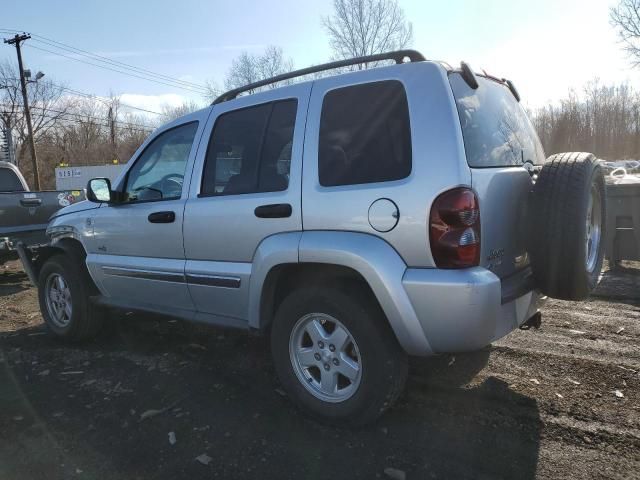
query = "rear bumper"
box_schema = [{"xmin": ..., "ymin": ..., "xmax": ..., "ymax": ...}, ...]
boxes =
[{"xmin": 402, "ymin": 266, "xmax": 543, "ymax": 354}]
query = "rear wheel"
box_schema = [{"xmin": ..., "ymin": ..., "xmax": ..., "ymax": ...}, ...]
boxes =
[
  {"xmin": 530, "ymin": 152, "xmax": 607, "ymax": 300},
  {"xmin": 270, "ymin": 285, "xmax": 407, "ymax": 426},
  {"xmin": 38, "ymin": 254, "xmax": 105, "ymax": 341}
]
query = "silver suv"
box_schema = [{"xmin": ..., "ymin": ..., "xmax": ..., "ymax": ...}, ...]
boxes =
[{"xmin": 25, "ymin": 50, "xmax": 606, "ymax": 425}]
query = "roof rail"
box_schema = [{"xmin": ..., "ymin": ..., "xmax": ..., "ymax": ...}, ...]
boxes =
[{"xmin": 212, "ymin": 49, "xmax": 426, "ymax": 105}]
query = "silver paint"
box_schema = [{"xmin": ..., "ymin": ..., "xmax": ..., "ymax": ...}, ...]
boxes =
[{"xmin": 39, "ymin": 60, "xmax": 545, "ymax": 358}]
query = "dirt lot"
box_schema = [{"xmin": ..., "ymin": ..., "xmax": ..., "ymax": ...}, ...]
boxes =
[{"xmin": 0, "ymin": 260, "xmax": 639, "ymax": 480}]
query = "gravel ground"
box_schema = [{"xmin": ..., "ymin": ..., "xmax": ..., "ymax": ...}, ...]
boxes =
[{"xmin": 0, "ymin": 260, "xmax": 639, "ymax": 480}]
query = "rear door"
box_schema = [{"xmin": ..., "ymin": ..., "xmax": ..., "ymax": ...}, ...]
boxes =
[
  {"xmin": 183, "ymin": 83, "xmax": 310, "ymax": 322},
  {"xmin": 449, "ymin": 73, "xmax": 546, "ymax": 279}
]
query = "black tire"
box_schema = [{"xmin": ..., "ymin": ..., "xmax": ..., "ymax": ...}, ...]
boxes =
[
  {"xmin": 530, "ymin": 152, "xmax": 607, "ymax": 300},
  {"xmin": 270, "ymin": 285, "xmax": 408, "ymax": 426},
  {"xmin": 38, "ymin": 254, "xmax": 105, "ymax": 341}
]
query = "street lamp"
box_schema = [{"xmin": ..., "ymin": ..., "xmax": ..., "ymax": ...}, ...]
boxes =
[{"xmin": 23, "ymin": 69, "xmax": 45, "ymax": 84}]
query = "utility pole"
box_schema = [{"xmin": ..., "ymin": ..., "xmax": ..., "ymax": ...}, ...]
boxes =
[
  {"xmin": 108, "ymin": 105, "xmax": 118, "ymax": 163},
  {"xmin": 4, "ymin": 33, "xmax": 40, "ymax": 189}
]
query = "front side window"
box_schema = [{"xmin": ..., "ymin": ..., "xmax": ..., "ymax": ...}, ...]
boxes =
[
  {"xmin": 319, "ymin": 80, "xmax": 412, "ymax": 187},
  {"xmin": 0, "ymin": 168, "xmax": 25, "ymax": 192},
  {"xmin": 201, "ymin": 99, "xmax": 297, "ymax": 196},
  {"xmin": 124, "ymin": 122, "xmax": 198, "ymax": 202}
]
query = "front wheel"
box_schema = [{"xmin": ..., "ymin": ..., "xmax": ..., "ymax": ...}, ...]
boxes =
[
  {"xmin": 38, "ymin": 254, "xmax": 105, "ymax": 341},
  {"xmin": 270, "ymin": 285, "xmax": 407, "ymax": 426}
]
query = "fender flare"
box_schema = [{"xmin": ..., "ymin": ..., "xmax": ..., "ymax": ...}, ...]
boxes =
[
  {"xmin": 251, "ymin": 231, "xmax": 433, "ymax": 356},
  {"xmin": 248, "ymin": 232, "xmax": 302, "ymax": 329},
  {"xmin": 31, "ymin": 227, "xmax": 92, "ymax": 283}
]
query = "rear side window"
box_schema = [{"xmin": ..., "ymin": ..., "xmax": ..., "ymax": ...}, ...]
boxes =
[
  {"xmin": 449, "ymin": 73, "xmax": 545, "ymax": 168},
  {"xmin": 201, "ymin": 99, "xmax": 297, "ymax": 196},
  {"xmin": 0, "ymin": 167, "xmax": 25, "ymax": 192},
  {"xmin": 319, "ymin": 80, "xmax": 411, "ymax": 187}
]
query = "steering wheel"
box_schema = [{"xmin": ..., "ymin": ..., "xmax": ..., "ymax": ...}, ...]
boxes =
[{"xmin": 159, "ymin": 173, "xmax": 184, "ymax": 195}]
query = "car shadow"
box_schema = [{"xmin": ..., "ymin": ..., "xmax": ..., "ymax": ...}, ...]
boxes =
[
  {"xmin": 0, "ymin": 317, "xmax": 540, "ymax": 480},
  {"xmin": 0, "ymin": 269, "xmax": 30, "ymax": 297},
  {"xmin": 593, "ymin": 263, "xmax": 640, "ymax": 306}
]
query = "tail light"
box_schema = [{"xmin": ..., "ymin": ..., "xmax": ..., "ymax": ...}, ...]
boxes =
[{"xmin": 429, "ymin": 187, "xmax": 480, "ymax": 268}]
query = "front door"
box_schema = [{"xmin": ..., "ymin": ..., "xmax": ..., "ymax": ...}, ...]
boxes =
[
  {"xmin": 87, "ymin": 118, "xmax": 205, "ymax": 313},
  {"xmin": 183, "ymin": 84, "xmax": 311, "ymax": 321}
]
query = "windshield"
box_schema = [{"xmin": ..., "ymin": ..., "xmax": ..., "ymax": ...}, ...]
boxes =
[
  {"xmin": 0, "ymin": 167, "xmax": 26, "ymax": 192},
  {"xmin": 449, "ymin": 73, "xmax": 545, "ymax": 168}
]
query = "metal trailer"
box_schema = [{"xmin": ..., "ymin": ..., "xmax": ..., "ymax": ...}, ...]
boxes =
[{"xmin": 605, "ymin": 182, "xmax": 640, "ymax": 268}]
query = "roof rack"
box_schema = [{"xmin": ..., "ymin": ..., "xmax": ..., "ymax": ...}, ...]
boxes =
[{"xmin": 212, "ymin": 49, "xmax": 426, "ymax": 105}]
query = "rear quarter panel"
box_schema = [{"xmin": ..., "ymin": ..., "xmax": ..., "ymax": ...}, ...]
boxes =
[{"xmin": 301, "ymin": 62, "xmax": 470, "ymax": 268}]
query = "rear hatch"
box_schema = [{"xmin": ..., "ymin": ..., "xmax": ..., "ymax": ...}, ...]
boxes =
[{"xmin": 449, "ymin": 72, "xmax": 546, "ymax": 285}]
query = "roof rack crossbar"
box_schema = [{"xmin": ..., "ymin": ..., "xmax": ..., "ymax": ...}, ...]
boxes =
[{"xmin": 212, "ymin": 49, "xmax": 426, "ymax": 105}]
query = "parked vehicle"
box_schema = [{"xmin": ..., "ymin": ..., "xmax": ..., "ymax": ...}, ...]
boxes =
[
  {"xmin": 21, "ymin": 51, "xmax": 606, "ymax": 425},
  {"xmin": 0, "ymin": 161, "xmax": 84, "ymax": 265}
]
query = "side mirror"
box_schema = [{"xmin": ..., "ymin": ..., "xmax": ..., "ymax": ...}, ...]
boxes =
[{"xmin": 87, "ymin": 178, "xmax": 113, "ymax": 203}]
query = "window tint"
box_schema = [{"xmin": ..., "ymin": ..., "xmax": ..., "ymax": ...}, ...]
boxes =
[
  {"xmin": 319, "ymin": 80, "xmax": 411, "ymax": 187},
  {"xmin": 124, "ymin": 122, "xmax": 198, "ymax": 202},
  {"xmin": 0, "ymin": 167, "xmax": 25, "ymax": 192},
  {"xmin": 201, "ymin": 100, "xmax": 297, "ymax": 196},
  {"xmin": 449, "ymin": 73, "xmax": 546, "ymax": 168}
]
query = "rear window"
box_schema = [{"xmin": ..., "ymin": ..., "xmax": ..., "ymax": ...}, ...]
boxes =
[
  {"xmin": 319, "ymin": 80, "xmax": 411, "ymax": 187},
  {"xmin": 0, "ymin": 167, "xmax": 25, "ymax": 192},
  {"xmin": 449, "ymin": 73, "xmax": 545, "ymax": 168}
]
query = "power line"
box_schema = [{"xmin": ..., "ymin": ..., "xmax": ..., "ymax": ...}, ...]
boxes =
[
  {"xmin": 0, "ymin": 28, "xmax": 209, "ymax": 93},
  {"xmin": 29, "ymin": 35, "xmax": 207, "ymax": 91},
  {"xmin": 25, "ymin": 43, "xmax": 208, "ymax": 94},
  {"xmin": 1, "ymin": 103, "xmax": 156, "ymax": 130},
  {"xmin": 3, "ymin": 76, "xmax": 166, "ymax": 116},
  {"xmin": 1, "ymin": 30, "xmax": 196, "ymax": 119},
  {"xmin": 56, "ymin": 85, "xmax": 165, "ymax": 116},
  {"xmin": 11, "ymin": 111, "xmax": 152, "ymax": 134}
]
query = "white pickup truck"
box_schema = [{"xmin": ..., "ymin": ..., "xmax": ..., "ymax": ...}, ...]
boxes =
[{"xmin": 0, "ymin": 161, "xmax": 84, "ymax": 264}]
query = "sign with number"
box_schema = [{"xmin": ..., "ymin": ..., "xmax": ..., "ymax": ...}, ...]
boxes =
[{"xmin": 56, "ymin": 168, "xmax": 82, "ymax": 178}]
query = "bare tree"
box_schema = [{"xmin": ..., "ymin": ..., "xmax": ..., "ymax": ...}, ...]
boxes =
[
  {"xmin": 203, "ymin": 79, "xmax": 221, "ymax": 102},
  {"xmin": 532, "ymin": 80, "xmax": 640, "ymax": 160},
  {"xmin": 323, "ymin": 0, "xmax": 413, "ymax": 67},
  {"xmin": 0, "ymin": 61, "xmax": 75, "ymax": 184},
  {"xmin": 610, "ymin": 0, "xmax": 640, "ymax": 66},
  {"xmin": 256, "ymin": 46, "xmax": 294, "ymax": 83},
  {"xmin": 224, "ymin": 46, "xmax": 294, "ymax": 93},
  {"xmin": 0, "ymin": 60, "xmax": 160, "ymax": 188},
  {"xmin": 160, "ymin": 100, "xmax": 203, "ymax": 122},
  {"xmin": 0, "ymin": 61, "xmax": 72, "ymax": 143}
]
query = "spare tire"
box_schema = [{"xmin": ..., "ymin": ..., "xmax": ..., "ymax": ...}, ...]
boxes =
[{"xmin": 530, "ymin": 152, "xmax": 606, "ymax": 300}]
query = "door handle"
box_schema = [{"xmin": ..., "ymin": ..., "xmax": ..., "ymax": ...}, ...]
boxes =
[
  {"xmin": 20, "ymin": 198, "xmax": 42, "ymax": 207},
  {"xmin": 254, "ymin": 203, "xmax": 292, "ymax": 218},
  {"xmin": 148, "ymin": 211, "xmax": 175, "ymax": 223}
]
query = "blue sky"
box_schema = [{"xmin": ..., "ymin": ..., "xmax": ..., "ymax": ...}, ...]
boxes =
[{"xmin": 3, "ymin": 0, "xmax": 639, "ymax": 115}]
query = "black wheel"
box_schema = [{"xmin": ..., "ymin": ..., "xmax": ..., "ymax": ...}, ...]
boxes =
[
  {"xmin": 530, "ymin": 152, "xmax": 607, "ymax": 300},
  {"xmin": 270, "ymin": 285, "xmax": 408, "ymax": 426},
  {"xmin": 38, "ymin": 254, "xmax": 105, "ymax": 340}
]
